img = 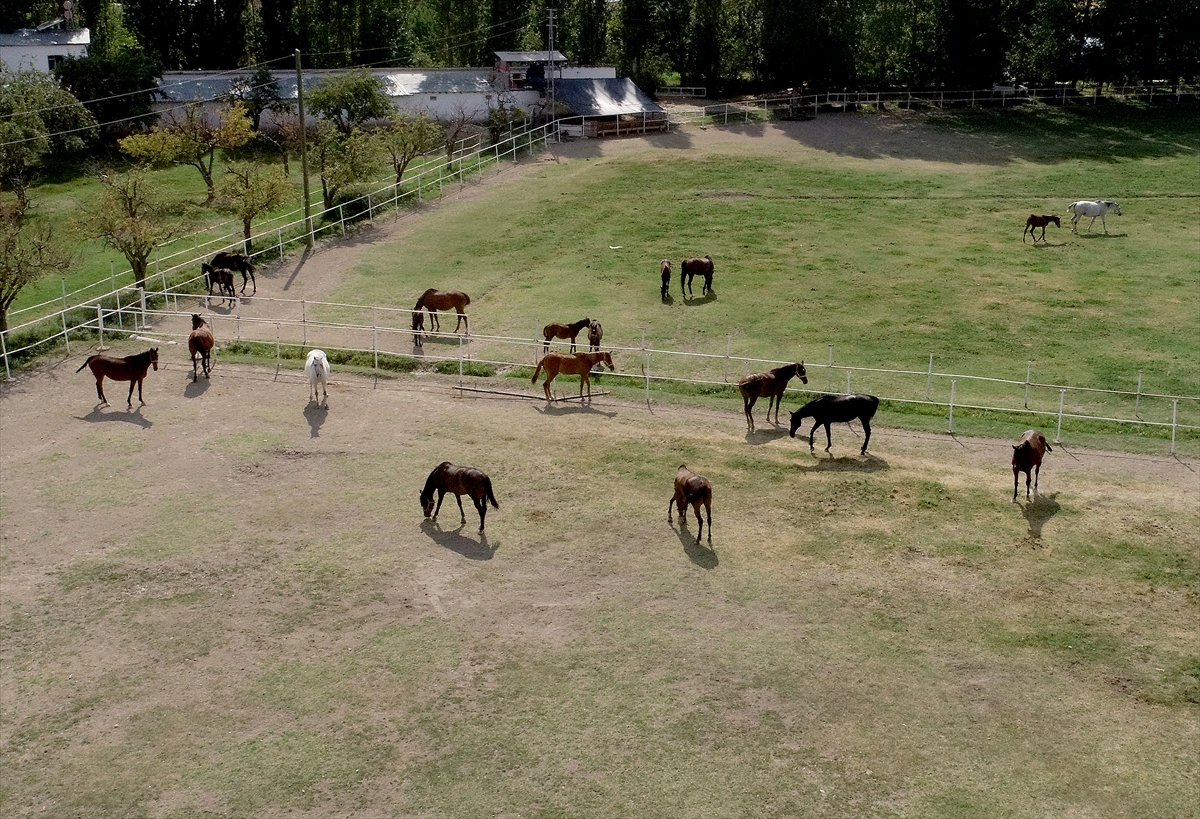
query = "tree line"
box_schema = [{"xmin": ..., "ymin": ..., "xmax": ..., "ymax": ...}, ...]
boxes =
[{"xmin": 4, "ymin": 0, "xmax": 1199, "ymax": 92}]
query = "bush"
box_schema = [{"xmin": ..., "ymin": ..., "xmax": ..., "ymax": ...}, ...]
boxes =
[{"xmin": 326, "ymin": 183, "xmax": 377, "ymax": 225}]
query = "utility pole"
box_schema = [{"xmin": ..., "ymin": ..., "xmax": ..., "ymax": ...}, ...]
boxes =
[
  {"xmin": 547, "ymin": 8, "xmax": 557, "ymax": 122},
  {"xmin": 295, "ymin": 49, "xmax": 313, "ymax": 248}
]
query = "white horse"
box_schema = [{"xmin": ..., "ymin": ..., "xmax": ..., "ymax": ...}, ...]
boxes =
[
  {"xmin": 1068, "ymin": 200, "xmax": 1121, "ymax": 234},
  {"xmin": 305, "ymin": 349, "xmax": 330, "ymax": 405}
]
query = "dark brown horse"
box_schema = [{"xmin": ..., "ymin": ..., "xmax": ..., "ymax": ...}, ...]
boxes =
[
  {"xmin": 209, "ymin": 251, "xmax": 256, "ymax": 295},
  {"xmin": 531, "ymin": 350, "xmax": 614, "ymax": 401},
  {"xmin": 738, "ymin": 362, "xmax": 808, "ymax": 432},
  {"xmin": 76, "ymin": 348, "xmax": 159, "ymax": 408},
  {"xmin": 789, "ymin": 393, "xmax": 880, "ymax": 455},
  {"xmin": 1023, "ymin": 214, "xmax": 1060, "ymax": 244},
  {"xmin": 414, "ymin": 288, "xmax": 470, "ymax": 334},
  {"xmin": 660, "ymin": 259, "xmax": 672, "ymax": 300},
  {"xmin": 587, "ymin": 319, "xmax": 603, "ymax": 352},
  {"xmin": 201, "ymin": 263, "xmax": 236, "ymax": 306},
  {"xmin": 669, "ymin": 464, "xmax": 712, "ymax": 542},
  {"xmin": 681, "ymin": 255, "xmax": 714, "ymax": 298},
  {"xmin": 1012, "ymin": 429, "xmax": 1052, "ymax": 501},
  {"xmin": 188, "ymin": 314, "xmax": 214, "ymax": 382},
  {"xmin": 420, "ymin": 461, "xmax": 499, "ymax": 530},
  {"xmin": 542, "ymin": 317, "xmax": 591, "ymax": 354}
]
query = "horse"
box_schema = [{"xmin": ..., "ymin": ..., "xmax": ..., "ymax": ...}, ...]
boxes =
[
  {"xmin": 411, "ymin": 310, "xmax": 425, "ymax": 347},
  {"xmin": 414, "ymin": 288, "xmax": 470, "ymax": 335},
  {"xmin": 1012, "ymin": 429, "xmax": 1052, "ymax": 501},
  {"xmin": 209, "ymin": 251, "xmax": 256, "ymax": 295},
  {"xmin": 1023, "ymin": 214, "xmax": 1060, "ymax": 244},
  {"xmin": 668, "ymin": 464, "xmax": 712, "ymax": 542},
  {"xmin": 76, "ymin": 348, "xmax": 159, "ymax": 409},
  {"xmin": 188, "ymin": 314, "xmax": 214, "ymax": 382},
  {"xmin": 738, "ymin": 362, "xmax": 808, "ymax": 432},
  {"xmin": 420, "ymin": 461, "xmax": 499, "ymax": 531},
  {"xmin": 201, "ymin": 263, "xmax": 236, "ymax": 306},
  {"xmin": 305, "ymin": 349, "xmax": 330, "ymax": 405},
  {"xmin": 1068, "ymin": 200, "xmax": 1121, "ymax": 234},
  {"xmin": 531, "ymin": 351, "xmax": 614, "ymax": 401},
  {"xmin": 542, "ymin": 317, "xmax": 591, "ymax": 354},
  {"xmin": 660, "ymin": 259, "xmax": 672, "ymax": 300},
  {"xmin": 680, "ymin": 255, "xmax": 714, "ymax": 299},
  {"xmin": 789, "ymin": 393, "xmax": 880, "ymax": 455},
  {"xmin": 587, "ymin": 319, "xmax": 603, "ymax": 352}
]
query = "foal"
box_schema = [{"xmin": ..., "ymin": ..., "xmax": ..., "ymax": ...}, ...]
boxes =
[
  {"xmin": 1012, "ymin": 429, "xmax": 1052, "ymax": 501},
  {"xmin": 531, "ymin": 351, "xmax": 614, "ymax": 401},
  {"xmin": 542, "ymin": 317, "xmax": 591, "ymax": 353},
  {"xmin": 1023, "ymin": 214, "xmax": 1060, "ymax": 243},
  {"xmin": 738, "ymin": 362, "xmax": 807, "ymax": 431},
  {"xmin": 188, "ymin": 314, "xmax": 215, "ymax": 382},
  {"xmin": 660, "ymin": 259, "xmax": 672, "ymax": 300},
  {"xmin": 668, "ymin": 464, "xmax": 712, "ymax": 542}
]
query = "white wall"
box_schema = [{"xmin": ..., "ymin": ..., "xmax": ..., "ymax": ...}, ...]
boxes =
[{"xmin": 0, "ymin": 30, "xmax": 89, "ymax": 72}]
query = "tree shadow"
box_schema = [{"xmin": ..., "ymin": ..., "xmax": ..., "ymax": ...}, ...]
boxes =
[
  {"xmin": 420, "ymin": 519, "xmax": 497, "ymax": 560},
  {"xmin": 303, "ymin": 401, "xmax": 328, "ymax": 438},
  {"xmin": 671, "ymin": 519, "xmax": 717, "ymax": 569},
  {"xmin": 745, "ymin": 427, "xmax": 789, "ymax": 445},
  {"xmin": 77, "ymin": 406, "xmax": 153, "ymax": 428},
  {"xmin": 1018, "ymin": 492, "xmax": 1060, "ymax": 540},
  {"xmin": 183, "ymin": 378, "xmax": 210, "ymax": 399},
  {"xmin": 796, "ymin": 452, "xmax": 890, "ymax": 473}
]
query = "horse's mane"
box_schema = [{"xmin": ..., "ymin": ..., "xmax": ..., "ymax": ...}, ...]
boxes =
[
  {"xmin": 420, "ymin": 462, "xmax": 450, "ymax": 501},
  {"xmin": 569, "ymin": 317, "xmax": 590, "ymax": 331}
]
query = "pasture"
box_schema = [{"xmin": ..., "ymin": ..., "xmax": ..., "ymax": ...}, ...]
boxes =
[{"xmin": 2, "ymin": 107, "xmax": 1198, "ymax": 817}]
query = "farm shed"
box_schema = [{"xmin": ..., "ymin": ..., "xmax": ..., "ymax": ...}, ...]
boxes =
[
  {"xmin": 0, "ymin": 26, "xmax": 89, "ymax": 72},
  {"xmin": 554, "ymin": 78, "xmax": 668, "ymax": 137}
]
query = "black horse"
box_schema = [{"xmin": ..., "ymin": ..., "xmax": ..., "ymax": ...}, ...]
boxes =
[
  {"xmin": 420, "ymin": 462, "xmax": 499, "ymax": 531},
  {"xmin": 789, "ymin": 394, "xmax": 880, "ymax": 455},
  {"xmin": 210, "ymin": 252, "xmax": 256, "ymax": 295}
]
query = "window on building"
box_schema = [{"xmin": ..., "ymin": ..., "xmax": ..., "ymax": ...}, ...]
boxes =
[
  {"xmin": 47, "ymin": 55, "xmax": 65, "ymax": 70},
  {"xmin": 429, "ymin": 95, "xmax": 437, "ymax": 101}
]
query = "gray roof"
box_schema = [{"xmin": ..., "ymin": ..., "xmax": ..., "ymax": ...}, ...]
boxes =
[
  {"xmin": 156, "ymin": 69, "xmax": 494, "ymax": 103},
  {"xmin": 554, "ymin": 78, "xmax": 664, "ymax": 117},
  {"xmin": 0, "ymin": 27, "xmax": 90, "ymax": 46},
  {"xmin": 494, "ymin": 51, "xmax": 566, "ymax": 64}
]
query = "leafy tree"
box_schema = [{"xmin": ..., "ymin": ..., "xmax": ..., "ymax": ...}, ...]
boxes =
[
  {"xmin": 0, "ymin": 69, "xmax": 97, "ymax": 210},
  {"xmin": 218, "ymin": 162, "xmax": 291, "ymax": 253},
  {"xmin": 82, "ymin": 167, "xmax": 184, "ymax": 288},
  {"xmin": 484, "ymin": 101, "xmax": 526, "ymax": 143},
  {"xmin": 0, "ymin": 200, "xmax": 71, "ymax": 332},
  {"xmin": 119, "ymin": 102, "xmax": 255, "ymax": 203},
  {"xmin": 307, "ymin": 69, "xmax": 394, "ymax": 136},
  {"xmin": 376, "ymin": 112, "xmax": 443, "ymax": 189},
  {"xmin": 54, "ymin": 49, "xmax": 163, "ymax": 140},
  {"xmin": 311, "ymin": 123, "xmax": 381, "ymax": 211},
  {"xmin": 225, "ymin": 65, "xmax": 289, "ymax": 131}
]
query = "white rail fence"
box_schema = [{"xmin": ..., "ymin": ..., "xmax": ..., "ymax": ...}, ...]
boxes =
[{"xmin": 47, "ymin": 296, "xmax": 1200, "ymax": 453}]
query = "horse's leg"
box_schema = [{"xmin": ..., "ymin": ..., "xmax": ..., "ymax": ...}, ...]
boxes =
[
  {"xmin": 1033, "ymin": 462, "xmax": 1041, "ymax": 494},
  {"xmin": 455, "ymin": 492, "xmax": 466, "ymax": 524},
  {"xmin": 1012, "ymin": 466, "xmax": 1019, "ymax": 502},
  {"xmin": 1087, "ymin": 215, "xmax": 1097, "ymax": 232},
  {"xmin": 824, "ymin": 422, "xmax": 833, "ymax": 452},
  {"xmin": 809, "ymin": 421, "xmax": 819, "ymax": 451},
  {"xmin": 1100, "ymin": 213, "xmax": 1108, "ymax": 234},
  {"xmin": 692, "ymin": 502, "xmax": 703, "ymax": 542},
  {"xmin": 94, "ymin": 374, "xmax": 108, "ymax": 406},
  {"xmin": 126, "ymin": 379, "xmax": 137, "ymax": 409},
  {"xmin": 433, "ymin": 489, "xmax": 446, "ymax": 519},
  {"xmin": 580, "ymin": 371, "xmax": 589, "ymax": 400},
  {"xmin": 543, "ymin": 371, "xmax": 554, "ymax": 401},
  {"xmin": 475, "ymin": 496, "xmax": 486, "ymax": 530},
  {"xmin": 860, "ymin": 417, "xmax": 872, "ymax": 455},
  {"xmin": 744, "ymin": 395, "xmax": 755, "ymax": 432},
  {"xmin": 137, "ymin": 376, "xmax": 146, "ymax": 406},
  {"xmin": 704, "ymin": 497, "xmax": 712, "ymax": 540}
]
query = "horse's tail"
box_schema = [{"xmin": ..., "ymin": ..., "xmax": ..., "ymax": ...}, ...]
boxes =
[
  {"xmin": 75, "ymin": 355, "xmax": 97, "ymax": 373},
  {"xmin": 1068, "ymin": 201, "xmax": 1078, "ymax": 215},
  {"xmin": 531, "ymin": 359, "xmax": 544, "ymax": 384},
  {"xmin": 463, "ymin": 293, "xmax": 471, "ymax": 306},
  {"xmin": 484, "ymin": 475, "xmax": 499, "ymax": 509}
]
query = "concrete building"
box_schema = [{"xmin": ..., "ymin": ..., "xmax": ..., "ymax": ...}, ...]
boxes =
[{"xmin": 0, "ymin": 27, "xmax": 90, "ymax": 72}]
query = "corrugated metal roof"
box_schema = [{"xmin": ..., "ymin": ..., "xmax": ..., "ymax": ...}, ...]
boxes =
[
  {"xmin": 494, "ymin": 51, "xmax": 566, "ymax": 64},
  {"xmin": 156, "ymin": 69, "xmax": 494, "ymax": 103},
  {"xmin": 554, "ymin": 78, "xmax": 664, "ymax": 117},
  {"xmin": 0, "ymin": 27, "xmax": 90, "ymax": 46}
]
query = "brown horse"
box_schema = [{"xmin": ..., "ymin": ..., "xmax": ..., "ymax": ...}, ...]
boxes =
[
  {"xmin": 542, "ymin": 317, "xmax": 591, "ymax": 353},
  {"xmin": 531, "ymin": 350, "xmax": 614, "ymax": 401},
  {"xmin": 587, "ymin": 319, "xmax": 603, "ymax": 352},
  {"xmin": 188, "ymin": 314, "xmax": 214, "ymax": 382},
  {"xmin": 420, "ymin": 461, "xmax": 499, "ymax": 530},
  {"xmin": 660, "ymin": 259, "xmax": 672, "ymax": 300},
  {"xmin": 76, "ymin": 347, "xmax": 159, "ymax": 408},
  {"xmin": 738, "ymin": 362, "xmax": 808, "ymax": 431},
  {"xmin": 414, "ymin": 288, "xmax": 470, "ymax": 335},
  {"xmin": 201, "ymin": 263, "xmax": 236, "ymax": 306},
  {"xmin": 681, "ymin": 255, "xmax": 714, "ymax": 298},
  {"xmin": 1012, "ymin": 429, "xmax": 1052, "ymax": 501},
  {"xmin": 789, "ymin": 393, "xmax": 880, "ymax": 455},
  {"xmin": 1023, "ymin": 214, "xmax": 1060, "ymax": 244},
  {"xmin": 669, "ymin": 464, "xmax": 712, "ymax": 542},
  {"xmin": 209, "ymin": 251, "xmax": 256, "ymax": 295}
]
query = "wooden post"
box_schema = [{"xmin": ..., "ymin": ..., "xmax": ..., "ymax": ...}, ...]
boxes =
[{"xmin": 1055, "ymin": 390, "xmax": 1065, "ymax": 443}]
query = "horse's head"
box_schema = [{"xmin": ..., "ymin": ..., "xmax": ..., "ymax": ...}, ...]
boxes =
[
  {"xmin": 149, "ymin": 348, "xmax": 159, "ymax": 370},
  {"xmin": 411, "ymin": 311, "xmax": 424, "ymax": 331},
  {"xmin": 796, "ymin": 362, "xmax": 808, "ymax": 384},
  {"xmin": 420, "ymin": 489, "xmax": 435, "ymax": 517},
  {"xmin": 191, "ymin": 314, "xmax": 205, "ymax": 330},
  {"xmin": 1110, "ymin": 202, "xmax": 1122, "ymax": 216},
  {"xmin": 601, "ymin": 352, "xmax": 614, "ymax": 371},
  {"xmin": 788, "ymin": 409, "xmax": 805, "ymax": 437},
  {"xmin": 1049, "ymin": 216, "xmax": 1061, "ymax": 227}
]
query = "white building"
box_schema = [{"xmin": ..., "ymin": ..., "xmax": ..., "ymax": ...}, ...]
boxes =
[{"xmin": 0, "ymin": 27, "xmax": 90, "ymax": 72}]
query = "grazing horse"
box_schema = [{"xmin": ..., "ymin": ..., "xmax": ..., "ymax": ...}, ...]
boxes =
[
  {"xmin": 411, "ymin": 310, "xmax": 426, "ymax": 347},
  {"xmin": 76, "ymin": 348, "xmax": 159, "ymax": 408},
  {"xmin": 680, "ymin": 255, "xmax": 714, "ymax": 298},
  {"xmin": 1023, "ymin": 214, "xmax": 1060, "ymax": 243},
  {"xmin": 420, "ymin": 461, "xmax": 499, "ymax": 531},
  {"xmin": 305, "ymin": 349, "xmax": 330, "ymax": 405},
  {"xmin": 738, "ymin": 362, "xmax": 808, "ymax": 432},
  {"xmin": 587, "ymin": 319, "xmax": 603, "ymax": 352},
  {"xmin": 660, "ymin": 259, "xmax": 672, "ymax": 300},
  {"xmin": 531, "ymin": 350, "xmax": 614, "ymax": 401},
  {"xmin": 1068, "ymin": 200, "xmax": 1121, "ymax": 234},
  {"xmin": 209, "ymin": 251, "xmax": 256, "ymax": 295},
  {"xmin": 542, "ymin": 317, "xmax": 591, "ymax": 354},
  {"xmin": 187, "ymin": 314, "xmax": 214, "ymax": 382},
  {"xmin": 1012, "ymin": 429, "xmax": 1052, "ymax": 501},
  {"xmin": 669, "ymin": 464, "xmax": 712, "ymax": 542},
  {"xmin": 414, "ymin": 289, "xmax": 470, "ymax": 335},
  {"xmin": 201, "ymin": 263, "xmax": 236, "ymax": 306},
  {"xmin": 789, "ymin": 393, "xmax": 880, "ymax": 455}
]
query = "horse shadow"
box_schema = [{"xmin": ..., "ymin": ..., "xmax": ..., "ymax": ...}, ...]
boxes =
[
  {"xmin": 1019, "ymin": 492, "xmax": 1060, "ymax": 540},
  {"xmin": 77, "ymin": 406, "xmax": 153, "ymax": 429},
  {"xmin": 682, "ymin": 289, "xmax": 718, "ymax": 306},
  {"xmin": 420, "ymin": 519, "xmax": 497, "ymax": 560},
  {"xmin": 745, "ymin": 427, "xmax": 789, "ymax": 445},
  {"xmin": 303, "ymin": 401, "xmax": 328, "ymax": 438},
  {"xmin": 534, "ymin": 402, "xmax": 618, "ymax": 418},
  {"xmin": 796, "ymin": 452, "xmax": 890, "ymax": 473},
  {"xmin": 672, "ymin": 520, "xmax": 717, "ymax": 569},
  {"xmin": 1078, "ymin": 233, "xmax": 1128, "ymax": 240},
  {"xmin": 661, "ymin": 292, "xmax": 675, "ymax": 306},
  {"xmin": 183, "ymin": 378, "xmax": 210, "ymax": 399}
]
